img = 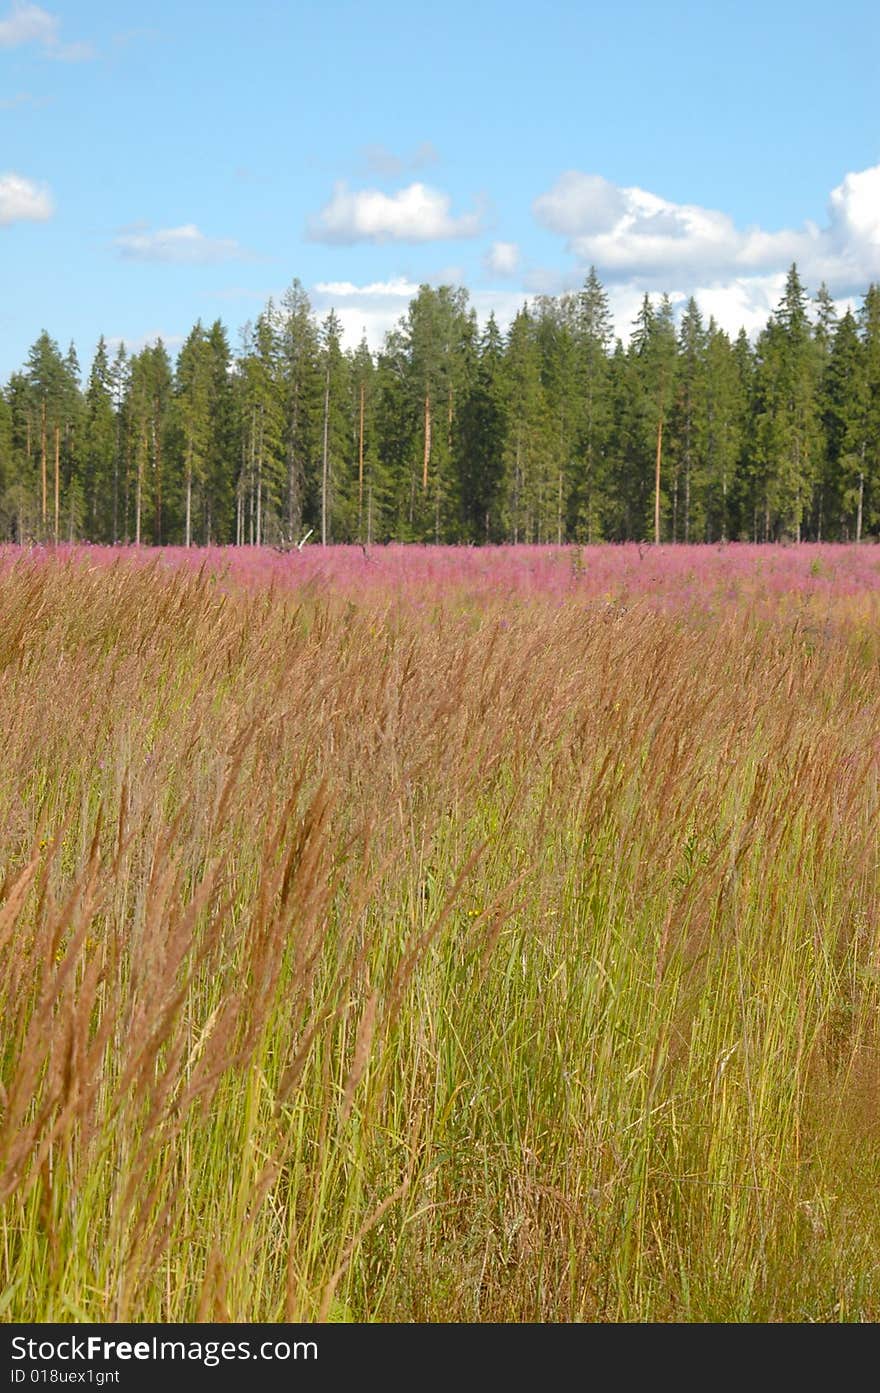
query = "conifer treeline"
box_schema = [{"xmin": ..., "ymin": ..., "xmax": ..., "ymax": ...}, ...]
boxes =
[{"xmin": 1, "ymin": 264, "xmax": 878, "ymax": 546}]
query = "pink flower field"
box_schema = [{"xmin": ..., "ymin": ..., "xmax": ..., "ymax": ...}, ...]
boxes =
[{"xmin": 3, "ymin": 541, "xmax": 880, "ymax": 614}]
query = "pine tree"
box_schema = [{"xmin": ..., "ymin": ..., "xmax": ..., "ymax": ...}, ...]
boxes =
[
  {"xmin": 625, "ymin": 295, "xmax": 677, "ymax": 540},
  {"xmin": 456, "ymin": 313, "xmax": 506, "ymax": 542},
  {"xmin": 25, "ymin": 331, "xmax": 67, "ymax": 538},
  {"xmin": 670, "ymin": 297, "xmax": 707, "ymax": 541},
  {"xmin": 535, "ymin": 295, "xmax": 579, "ymax": 544},
  {"xmin": 501, "ymin": 307, "xmax": 550, "ymax": 543},
  {"xmin": 703, "ymin": 321, "xmax": 747, "ymax": 540},
  {"xmin": 860, "ymin": 284, "xmax": 880, "ymax": 537},
  {"xmin": 110, "ymin": 346, "xmax": 129, "ymax": 544},
  {"xmin": 84, "ymin": 338, "xmax": 117, "ymax": 540},
  {"xmin": 235, "ymin": 309, "xmax": 285, "ymax": 545},
  {"xmin": 203, "ymin": 320, "xmax": 234, "ymax": 544},
  {"xmin": 348, "ymin": 336, "xmax": 379, "ymax": 543},
  {"xmin": 821, "ymin": 310, "xmax": 866, "ymax": 539},
  {"xmin": 174, "ymin": 325, "xmax": 212, "ymax": 547},
  {"xmin": 572, "ymin": 267, "xmax": 612, "ymax": 541},
  {"xmin": 318, "ymin": 309, "xmax": 349, "ymax": 544},
  {"xmin": 394, "ymin": 284, "xmax": 472, "ymax": 541},
  {"xmin": 279, "ymin": 280, "xmax": 321, "ymax": 544}
]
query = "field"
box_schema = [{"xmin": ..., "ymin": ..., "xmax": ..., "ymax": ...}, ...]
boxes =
[{"xmin": 2, "ymin": 542, "xmax": 880, "ymax": 1322}]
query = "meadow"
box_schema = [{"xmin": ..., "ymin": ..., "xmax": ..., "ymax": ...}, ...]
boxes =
[{"xmin": 1, "ymin": 542, "xmax": 880, "ymax": 1322}]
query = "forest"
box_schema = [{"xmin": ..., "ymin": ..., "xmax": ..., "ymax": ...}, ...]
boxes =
[{"xmin": 1, "ymin": 263, "xmax": 878, "ymax": 548}]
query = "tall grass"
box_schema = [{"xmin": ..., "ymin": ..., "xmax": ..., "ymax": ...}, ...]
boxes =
[{"xmin": 1, "ymin": 550, "xmax": 879, "ymax": 1321}]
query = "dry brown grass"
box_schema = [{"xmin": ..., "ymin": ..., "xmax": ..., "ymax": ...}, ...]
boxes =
[{"xmin": 1, "ymin": 552, "xmax": 880, "ymax": 1320}]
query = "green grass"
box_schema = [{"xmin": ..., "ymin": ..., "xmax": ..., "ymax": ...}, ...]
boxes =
[{"xmin": 1, "ymin": 554, "xmax": 880, "ymax": 1321}]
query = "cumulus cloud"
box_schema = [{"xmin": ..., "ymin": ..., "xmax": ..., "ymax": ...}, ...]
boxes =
[
  {"xmin": 0, "ymin": 171, "xmax": 52, "ymax": 224},
  {"xmin": 310, "ymin": 277, "xmax": 420, "ymax": 348},
  {"xmin": 534, "ymin": 164, "xmax": 880, "ymax": 303},
  {"xmin": 485, "ymin": 241, "xmax": 520, "ymax": 276},
  {"xmin": 533, "ymin": 172, "xmax": 627, "ymax": 237},
  {"xmin": 310, "ymin": 277, "xmax": 527, "ymax": 352},
  {"xmin": 0, "ymin": 1, "xmax": 94, "ymax": 59},
  {"xmin": 308, "ymin": 181, "xmax": 484, "ymax": 244},
  {"xmin": 114, "ymin": 223, "xmax": 248, "ymax": 265}
]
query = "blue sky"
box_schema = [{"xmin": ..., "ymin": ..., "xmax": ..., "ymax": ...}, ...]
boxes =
[{"xmin": 1, "ymin": 0, "xmax": 879, "ymax": 378}]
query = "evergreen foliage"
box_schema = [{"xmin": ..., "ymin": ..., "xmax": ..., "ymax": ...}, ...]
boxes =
[{"xmin": 3, "ymin": 267, "xmax": 879, "ymax": 544}]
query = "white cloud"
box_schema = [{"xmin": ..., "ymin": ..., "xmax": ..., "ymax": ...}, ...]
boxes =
[
  {"xmin": 311, "ymin": 277, "xmax": 420, "ymax": 348},
  {"xmin": 534, "ymin": 163, "xmax": 880, "ymax": 311},
  {"xmin": 114, "ymin": 223, "xmax": 248, "ymax": 265},
  {"xmin": 534, "ymin": 173, "xmax": 627, "ymax": 237},
  {"xmin": 310, "ymin": 277, "xmax": 527, "ymax": 352},
  {"xmin": 308, "ymin": 181, "xmax": 484, "ymax": 244},
  {"xmin": 0, "ymin": 1, "xmax": 54, "ymax": 46},
  {"xmin": 0, "ymin": 171, "xmax": 52, "ymax": 224},
  {"xmin": 0, "ymin": 1, "xmax": 94, "ymax": 59},
  {"xmin": 485, "ymin": 240, "xmax": 520, "ymax": 276},
  {"xmin": 105, "ymin": 330, "xmax": 185, "ymax": 357}
]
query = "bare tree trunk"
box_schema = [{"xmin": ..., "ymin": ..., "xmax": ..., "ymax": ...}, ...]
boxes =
[
  {"xmin": 287, "ymin": 391, "xmax": 302, "ymax": 542},
  {"xmin": 185, "ymin": 456, "xmax": 192, "ymax": 549},
  {"xmin": 654, "ymin": 414, "xmax": 663, "ymax": 544},
  {"xmin": 53, "ymin": 424, "xmax": 60, "ymax": 543},
  {"xmin": 422, "ymin": 391, "xmax": 431, "ymax": 492},
  {"xmin": 321, "ymin": 363, "xmax": 330, "ymax": 547},
  {"xmin": 40, "ymin": 403, "xmax": 47, "ymax": 533},
  {"xmin": 857, "ymin": 468, "xmax": 864, "ymax": 544},
  {"xmin": 113, "ymin": 416, "xmax": 120, "ymax": 545},
  {"xmin": 358, "ymin": 381, "xmax": 365, "ymax": 540},
  {"xmin": 248, "ymin": 405, "xmax": 256, "ymax": 544},
  {"xmin": 256, "ymin": 406, "xmax": 263, "ymax": 543},
  {"xmin": 153, "ymin": 417, "xmax": 162, "ymax": 545},
  {"xmin": 135, "ymin": 431, "xmax": 144, "ymax": 546}
]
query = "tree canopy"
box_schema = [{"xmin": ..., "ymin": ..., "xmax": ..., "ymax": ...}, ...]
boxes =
[{"xmin": 2, "ymin": 266, "xmax": 878, "ymax": 545}]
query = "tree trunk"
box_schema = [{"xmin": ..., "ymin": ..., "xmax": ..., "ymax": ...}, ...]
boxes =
[
  {"xmin": 321, "ymin": 363, "xmax": 330, "ymax": 546},
  {"xmin": 287, "ymin": 391, "xmax": 302, "ymax": 542},
  {"xmin": 113, "ymin": 416, "xmax": 120, "ymax": 545},
  {"xmin": 54, "ymin": 424, "xmax": 60, "ymax": 543},
  {"xmin": 358, "ymin": 381, "xmax": 365, "ymax": 540},
  {"xmin": 857, "ymin": 468, "xmax": 864, "ymax": 544},
  {"xmin": 40, "ymin": 403, "xmax": 47, "ymax": 533},
  {"xmin": 185, "ymin": 457, "xmax": 192, "ymax": 549},
  {"xmin": 256, "ymin": 438, "xmax": 263, "ymax": 547},
  {"xmin": 135, "ymin": 430, "xmax": 144, "ymax": 546},
  {"xmin": 422, "ymin": 391, "xmax": 431, "ymax": 492},
  {"xmin": 654, "ymin": 414, "xmax": 663, "ymax": 544},
  {"xmin": 153, "ymin": 416, "xmax": 162, "ymax": 545}
]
